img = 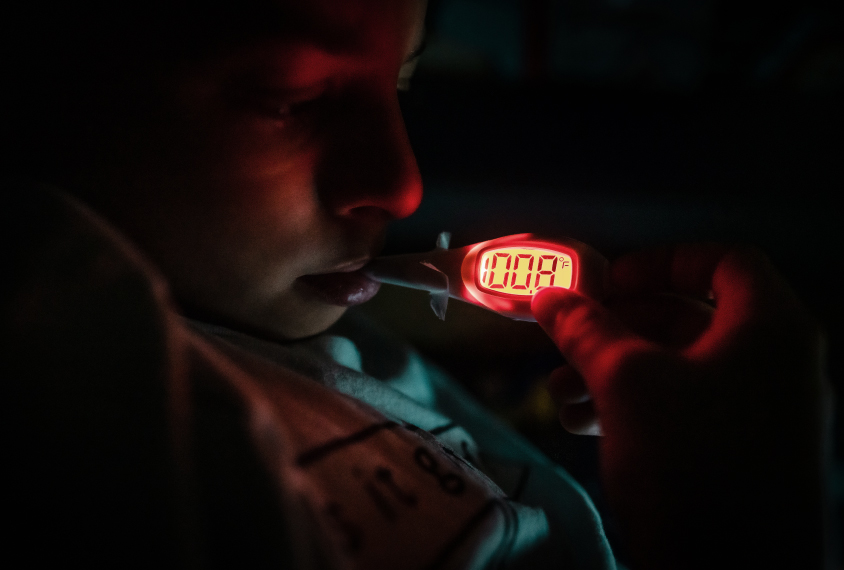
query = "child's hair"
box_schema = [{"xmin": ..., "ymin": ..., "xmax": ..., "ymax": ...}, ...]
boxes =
[{"xmin": 4, "ymin": 0, "xmax": 288, "ymax": 182}]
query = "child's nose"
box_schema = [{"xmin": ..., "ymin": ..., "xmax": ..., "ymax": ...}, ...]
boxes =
[{"xmin": 316, "ymin": 92, "xmax": 422, "ymax": 221}]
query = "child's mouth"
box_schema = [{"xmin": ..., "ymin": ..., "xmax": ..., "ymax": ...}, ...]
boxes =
[{"xmin": 297, "ymin": 269, "xmax": 381, "ymax": 306}]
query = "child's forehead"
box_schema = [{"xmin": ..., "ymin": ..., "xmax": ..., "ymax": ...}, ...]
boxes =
[
  {"xmin": 263, "ymin": 0, "xmax": 425, "ymax": 55},
  {"xmin": 177, "ymin": 0, "xmax": 426, "ymax": 89}
]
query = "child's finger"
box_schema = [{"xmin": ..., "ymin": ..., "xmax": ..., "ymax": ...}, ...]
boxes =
[
  {"xmin": 547, "ymin": 364, "xmax": 590, "ymax": 404},
  {"xmin": 531, "ymin": 287, "xmax": 657, "ymax": 391},
  {"xmin": 694, "ymin": 245, "xmax": 819, "ymax": 357},
  {"xmin": 609, "ymin": 243, "xmax": 733, "ymax": 299},
  {"xmin": 605, "ymin": 294, "xmax": 713, "ymax": 349},
  {"xmin": 559, "ymin": 401, "xmax": 602, "ymax": 436},
  {"xmin": 547, "ymin": 364, "xmax": 602, "ymax": 435},
  {"xmin": 608, "ymin": 244, "xmax": 805, "ymax": 354},
  {"xmin": 708, "ymin": 244, "xmax": 788, "ymax": 320}
]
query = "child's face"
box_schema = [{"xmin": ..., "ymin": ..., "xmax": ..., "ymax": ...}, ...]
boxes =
[{"xmin": 83, "ymin": 0, "xmax": 426, "ymax": 339}]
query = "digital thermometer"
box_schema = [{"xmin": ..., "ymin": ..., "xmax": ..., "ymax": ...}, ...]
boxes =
[{"xmin": 363, "ymin": 233, "xmax": 607, "ymax": 321}]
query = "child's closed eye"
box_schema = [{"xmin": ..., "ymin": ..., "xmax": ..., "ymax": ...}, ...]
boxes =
[{"xmin": 229, "ymin": 86, "xmax": 324, "ymax": 125}]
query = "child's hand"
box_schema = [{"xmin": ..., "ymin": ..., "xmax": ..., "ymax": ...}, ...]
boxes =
[
  {"xmin": 544, "ymin": 290, "xmax": 715, "ymax": 435},
  {"xmin": 532, "ymin": 244, "xmax": 829, "ymax": 570}
]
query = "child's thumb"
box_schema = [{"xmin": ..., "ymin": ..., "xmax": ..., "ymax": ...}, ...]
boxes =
[{"xmin": 532, "ymin": 287, "xmax": 653, "ymax": 390}]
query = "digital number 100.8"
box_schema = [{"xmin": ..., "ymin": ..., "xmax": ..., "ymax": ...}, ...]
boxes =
[{"xmin": 479, "ymin": 249, "xmax": 572, "ymax": 296}]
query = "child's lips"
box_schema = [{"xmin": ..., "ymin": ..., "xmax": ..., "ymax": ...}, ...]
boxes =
[{"xmin": 297, "ymin": 262, "xmax": 381, "ymax": 306}]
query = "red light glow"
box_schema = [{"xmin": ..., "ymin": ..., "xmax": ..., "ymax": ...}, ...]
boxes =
[{"xmin": 456, "ymin": 234, "xmax": 592, "ymax": 321}]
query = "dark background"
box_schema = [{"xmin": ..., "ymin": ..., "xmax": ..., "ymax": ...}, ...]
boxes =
[{"xmin": 353, "ymin": 0, "xmax": 844, "ymax": 563}]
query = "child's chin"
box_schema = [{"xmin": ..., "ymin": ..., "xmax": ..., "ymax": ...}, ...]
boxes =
[{"xmin": 272, "ymin": 302, "xmax": 349, "ymax": 341}]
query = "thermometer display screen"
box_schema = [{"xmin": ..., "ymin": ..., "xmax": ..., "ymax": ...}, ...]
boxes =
[{"xmin": 477, "ymin": 247, "xmax": 573, "ymax": 296}]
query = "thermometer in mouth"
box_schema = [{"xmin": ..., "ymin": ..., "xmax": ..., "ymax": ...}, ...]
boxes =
[{"xmin": 363, "ymin": 233, "xmax": 608, "ymax": 321}]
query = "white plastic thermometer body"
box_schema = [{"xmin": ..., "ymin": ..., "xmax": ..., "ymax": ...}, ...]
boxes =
[{"xmin": 363, "ymin": 233, "xmax": 608, "ymax": 321}]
